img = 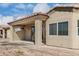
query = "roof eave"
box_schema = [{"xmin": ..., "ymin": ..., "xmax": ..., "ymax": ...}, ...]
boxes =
[
  {"xmin": 47, "ymin": 6, "xmax": 79, "ymax": 14},
  {"xmin": 8, "ymin": 13, "xmax": 49, "ymax": 25}
]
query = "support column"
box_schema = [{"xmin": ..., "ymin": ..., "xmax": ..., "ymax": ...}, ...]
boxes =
[
  {"xmin": 35, "ymin": 20, "xmax": 42, "ymax": 46},
  {"xmin": 10, "ymin": 26, "xmax": 14, "ymax": 41},
  {"xmin": 3, "ymin": 29, "xmax": 5, "ymax": 39},
  {"xmin": 70, "ymin": 13, "xmax": 78, "ymax": 49}
]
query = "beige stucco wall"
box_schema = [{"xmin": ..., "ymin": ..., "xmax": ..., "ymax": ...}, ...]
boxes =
[
  {"xmin": 6, "ymin": 29, "xmax": 12, "ymax": 39},
  {"xmin": 46, "ymin": 11, "xmax": 74, "ymax": 48},
  {"xmin": 24, "ymin": 26, "xmax": 32, "ymax": 41},
  {"xmin": 35, "ymin": 20, "xmax": 43, "ymax": 46},
  {"xmin": 13, "ymin": 26, "xmax": 25, "ymax": 41},
  {"xmin": 9, "ymin": 25, "xmax": 32, "ymax": 41},
  {"xmin": 71, "ymin": 12, "xmax": 79, "ymax": 49}
]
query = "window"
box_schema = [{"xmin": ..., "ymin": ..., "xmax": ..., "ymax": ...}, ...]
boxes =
[
  {"xmin": 0, "ymin": 30, "xmax": 3, "ymax": 34},
  {"xmin": 49, "ymin": 23, "xmax": 57, "ymax": 35},
  {"xmin": 78, "ymin": 20, "xmax": 79, "ymax": 35},
  {"xmin": 58, "ymin": 22, "xmax": 68, "ymax": 35},
  {"xmin": 32, "ymin": 26, "xmax": 35, "ymax": 33}
]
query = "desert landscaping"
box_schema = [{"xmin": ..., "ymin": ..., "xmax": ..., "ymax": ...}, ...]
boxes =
[
  {"xmin": 0, "ymin": 4, "xmax": 79, "ymax": 56},
  {"xmin": 0, "ymin": 40, "xmax": 79, "ymax": 56}
]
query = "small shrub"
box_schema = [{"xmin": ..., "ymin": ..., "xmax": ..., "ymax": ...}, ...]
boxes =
[{"xmin": 15, "ymin": 49, "xmax": 24, "ymax": 56}]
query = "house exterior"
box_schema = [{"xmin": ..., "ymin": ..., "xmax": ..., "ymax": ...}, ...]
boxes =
[
  {"xmin": 0, "ymin": 25, "xmax": 10, "ymax": 39},
  {"xmin": 6, "ymin": 4, "xmax": 79, "ymax": 49}
]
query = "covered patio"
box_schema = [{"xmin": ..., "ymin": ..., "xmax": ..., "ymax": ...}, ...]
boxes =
[
  {"xmin": 8, "ymin": 13, "xmax": 48, "ymax": 46},
  {"xmin": 0, "ymin": 25, "xmax": 10, "ymax": 39}
]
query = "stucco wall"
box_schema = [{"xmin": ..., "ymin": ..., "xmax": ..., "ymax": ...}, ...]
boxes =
[
  {"xmin": 24, "ymin": 26, "xmax": 32, "ymax": 41},
  {"xmin": 7, "ymin": 29, "xmax": 12, "ymax": 39},
  {"xmin": 46, "ymin": 11, "xmax": 74, "ymax": 48},
  {"xmin": 10, "ymin": 25, "xmax": 32, "ymax": 41},
  {"xmin": 71, "ymin": 12, "xmax": 79, "ymax": 49},
  {"xmin": 13, "ymin": 26, "xmax": 25, "ymax": 41}
]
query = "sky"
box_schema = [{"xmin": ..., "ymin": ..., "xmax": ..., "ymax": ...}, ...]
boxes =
[
  {"xmin": 0, "ymin": 3, "xmax": 58, "ymax": 25},
  {"xmin": 0, "ymin": 3, "xmax": 55, "ymax": 16}
]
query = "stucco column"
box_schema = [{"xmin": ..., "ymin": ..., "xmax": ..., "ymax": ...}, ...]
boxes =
[
  {"xmin": 70, "ymin": 13, "xmax": 78, "ymax": 49},
  {"xmin": 3, "ymin": 29, "xmax": 5, "ymax": 39},
  {"xmin": 10, "ymin": 26, "xmax": 14, "ymax": 41},
  {"xmin": 35, "ymin": 20, "xmax": 42, "ymax": 46}
]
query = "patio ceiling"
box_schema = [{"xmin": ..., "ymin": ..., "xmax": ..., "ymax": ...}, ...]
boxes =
[{"xmin": 8, "ymin": 13, "xmax": 49, "ymax": 26}]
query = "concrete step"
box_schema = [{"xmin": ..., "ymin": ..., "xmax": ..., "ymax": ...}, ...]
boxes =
[{"xmin": 0, "ymin": 40, "xmax": 34, "ymax": 46}]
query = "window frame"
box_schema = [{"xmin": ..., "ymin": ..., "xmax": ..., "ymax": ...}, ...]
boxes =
[
  {"xmin": 49, "ymin": 23, "xmax": 57, "ymax": 35},
  {"xmin": 77, "ymin": 20, "xmax": 79, "ymax": 35},
  {"xmin": 49, "ymin": 21, "xmax": 68, "ymax": 36},
  {"xmin": 58, "ymin": 21, "xmax": 68, "ymax": 35}
]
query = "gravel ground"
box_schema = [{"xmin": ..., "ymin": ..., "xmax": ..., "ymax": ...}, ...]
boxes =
[
  {"xmin": 0, "ymin": 46, "xmax": 53, "ymax": 56},
  {"xmin": 0, "ymin": 40, "xmax": 79, "ymax": 56},
  {"xmin": 0, "ymin": 45, "xmax": 79, "ymax": 56}
]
